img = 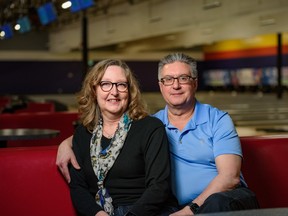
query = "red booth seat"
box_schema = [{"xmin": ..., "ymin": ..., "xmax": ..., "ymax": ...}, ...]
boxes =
[
  {"xmin": 0, "ymin": 111, "xmax": 79, "ymax": 147},
  {"xmin": 0, "ymin": 97, "xmax": 11, "ymax": 111},
  {"xmin": 15, "ymin": 102, "xmax": 55, "ymax": 113},
  {"xmin": 241, "ymin": 135, "xmax": 288, "ymax": 208},
  {"xmin": 0, "ymin": 135, "xmax": 287, "ymax": 216},
  {"xmin": 0, "ymin": 146, "xmax": 77, "ymax": 216}
]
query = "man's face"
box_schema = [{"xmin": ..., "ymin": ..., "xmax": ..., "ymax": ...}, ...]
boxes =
[{"xmin": 158, "ymin": 61, "xmax": 197, "ymax": 109}]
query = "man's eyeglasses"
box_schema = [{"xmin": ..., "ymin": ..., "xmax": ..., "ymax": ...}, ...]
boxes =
[
  {"xmin": 99, "ymin": 81, "xmax": 129, "ymax": 92},
  {"xmin": 160, "ymin": 75, "xmax": 196, "ymax": 86}
]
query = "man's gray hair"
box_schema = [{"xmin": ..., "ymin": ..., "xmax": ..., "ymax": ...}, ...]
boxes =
[{"xmin": 158, "ymin": 53, "xmax": 198, "ymax": 80}]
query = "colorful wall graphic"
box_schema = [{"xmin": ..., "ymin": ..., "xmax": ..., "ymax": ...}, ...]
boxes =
[{"xmin": 203, "ymin": 33, "xmax": 288, "ymax": 90}]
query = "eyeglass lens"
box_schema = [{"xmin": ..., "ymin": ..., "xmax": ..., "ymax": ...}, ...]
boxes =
[
  {"xmin": 161, "ymin": 75, "xmax": 194, "ymax": 85},
  {"xmin": 100, "ymin": 81, "xmax": 128, "ymax": 92}
]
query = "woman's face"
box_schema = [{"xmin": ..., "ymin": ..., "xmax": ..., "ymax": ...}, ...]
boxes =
[{"xmin": 95, "ymin": 65, "xmax": 129, "ymax": 119}]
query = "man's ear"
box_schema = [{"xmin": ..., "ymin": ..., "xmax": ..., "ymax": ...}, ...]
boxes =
[
  {"xmin": 158, "ymin": 82, "xmax": 163, "ymax": 93},
  {"xmin": 194, "ymin": 79, "xmax": 198, "ymax": 91}
]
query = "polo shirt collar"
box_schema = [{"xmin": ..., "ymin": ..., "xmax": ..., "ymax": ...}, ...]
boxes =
[{"xmin": 162, "ymin": 99, "xmax": 208, "ymax": 129}]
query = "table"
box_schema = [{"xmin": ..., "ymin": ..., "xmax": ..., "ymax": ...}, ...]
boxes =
[{"xmin": 0, "ymin": 128, "xmax": 60, "ymax": 147}]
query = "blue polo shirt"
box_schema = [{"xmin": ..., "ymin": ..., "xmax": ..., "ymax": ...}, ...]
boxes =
[{"xmin": 153, "ymin": 100, "xmax": 247, "ymax": 205}]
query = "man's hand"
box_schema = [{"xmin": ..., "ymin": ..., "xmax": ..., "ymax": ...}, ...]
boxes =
[
  {"xmin": 95, "ymin": 210, "xmax": 109, "ymax": 216},
  {"xmin": 56, "ymin": 136, "xmax": 80, "ymax": 183},
  {"xmin": 169, "ymin": 206, "xmax": 193, "ymax": 216}
]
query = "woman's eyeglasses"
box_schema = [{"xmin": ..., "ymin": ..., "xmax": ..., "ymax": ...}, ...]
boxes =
[{"xmin": 99, "ymin": 81, "xmax": 129, "ymax": 92}]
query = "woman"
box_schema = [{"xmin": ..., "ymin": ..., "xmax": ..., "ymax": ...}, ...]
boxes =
[{"xmin": 69, "ymin": 59, "xmax": 177, "ymax": 216}]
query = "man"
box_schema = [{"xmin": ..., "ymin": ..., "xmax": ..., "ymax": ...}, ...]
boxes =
[{"xmin": 56, "ymin": 53, "xmax": 259, "ymax": 215}]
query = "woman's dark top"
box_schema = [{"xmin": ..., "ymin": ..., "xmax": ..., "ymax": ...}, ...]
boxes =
[{"xmin": 69, "ymin": 116, "xmax": 176, "ymax": 216}]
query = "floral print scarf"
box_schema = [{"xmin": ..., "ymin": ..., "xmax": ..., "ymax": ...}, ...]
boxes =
[{"xmin": 90, "ymin": 113, "xmax": 132, "ymax": 215}]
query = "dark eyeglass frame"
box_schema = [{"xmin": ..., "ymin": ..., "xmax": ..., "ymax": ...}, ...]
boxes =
[
  {"xmin": 99, "ymin": 81, "xmax": 129, "ymax": 92},
  {"xmin": 160, "ymin": 74, "xmax": 197, "ymax": 86}
]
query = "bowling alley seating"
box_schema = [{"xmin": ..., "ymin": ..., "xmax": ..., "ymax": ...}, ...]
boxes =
[
  {"xmin": 0, "ymin": 145, "xmax": 77, "ymax": 216},
  {"xmin": 14, "ymin": 101, "xmax": 55, "ymax": 113},
  {"xmin": 0, "ymin": 111, "xmax": 79, "ymax": 147},
  {"xmin": 0, "ymin": 135, "xmax": 287, "ymax": 216},
  {"xmin": 240, "ymin": 135, "xmax": 288, "ymax": 208}
]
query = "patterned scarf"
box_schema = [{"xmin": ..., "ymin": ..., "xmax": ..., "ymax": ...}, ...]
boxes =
[{"xmin": 90, "ymin": 113, "xmax": 132, "ymax": 215}]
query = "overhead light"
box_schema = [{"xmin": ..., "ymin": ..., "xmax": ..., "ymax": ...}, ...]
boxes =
[
  {"xmin": 62, "ymin": 1, "xmax": 72, "ymax": 9},
  {"xmin": 203, "ymin": 0, "xmax": 221, "ymax": 10},
  {"xmin": 259, "ymin": 16, "xmax": 276, "ymax": 26},
  {"xmin": 14, "ymin": 24, "xmax": 21, "ymax": 31},
  {"xmin": 149, "ymin": 16, "xmax": 162, "ymax": 23},
  {"xmin": 0, "ymin": 31, "xmax": 5, "ymax": 38}
]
